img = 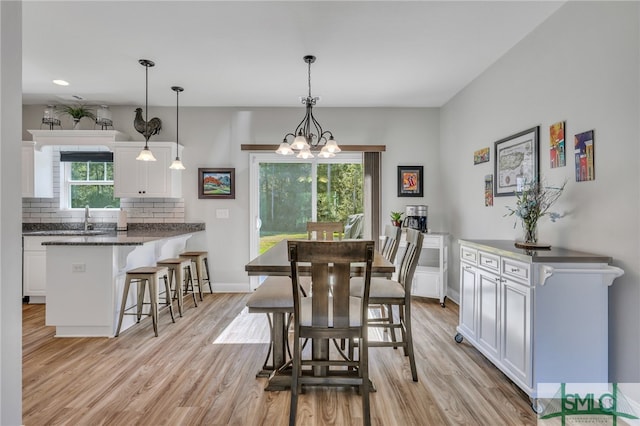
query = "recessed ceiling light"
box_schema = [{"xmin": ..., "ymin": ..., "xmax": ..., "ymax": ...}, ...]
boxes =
[{"xmin": 53, "ymin": 79, "xmax": 69, "ymax": 86}]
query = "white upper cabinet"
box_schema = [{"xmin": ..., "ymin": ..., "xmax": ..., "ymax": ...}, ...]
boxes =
[
  {"xmin": 22, "ymin": 142, "xmax": 53, "ymax": 198},
  {"xmin": 113, "ymin": 142, "xmax": 182, "ymax": 198}
]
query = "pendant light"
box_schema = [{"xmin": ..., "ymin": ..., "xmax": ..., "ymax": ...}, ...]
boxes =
[
  {"xmin": 136, "ymin": 59, "xmax": 157, "ymax": 162},
  {"xmin": 169, "ymin": 86, "xmax": 185, "ymax": 170}
]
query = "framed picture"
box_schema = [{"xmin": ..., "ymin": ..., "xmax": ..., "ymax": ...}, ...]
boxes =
[
  {"xmin": 397, "ymin": 165, "xmax": 423, "ymax": 197},
  {"xmin": 574, "ymin": 130, "xmax": 595, "ymax": 182},
  {"xmin": 549, "ymin": 121, "xmax": 566, "ymax": 168},
  {"xmin": 474, "ymin": 147, "xmax": 490, "ymax": 165},
  {"xmin": 493, "ymin": 126, "xmax": 539, "ymax": 197},
  {"xmin": 198, "ymin": 168, "xmax": 235, "ymax": 199}
]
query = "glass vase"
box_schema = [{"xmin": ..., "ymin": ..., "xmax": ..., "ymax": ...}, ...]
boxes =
[{"xmin": 523, "ymin": 220, "xmax": 538, "ymax": 244}]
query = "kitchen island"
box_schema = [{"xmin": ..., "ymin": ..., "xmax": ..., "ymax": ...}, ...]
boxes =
[{"xmin": 41, "ymin": 225, "xmax": 204, "ymax": 337}]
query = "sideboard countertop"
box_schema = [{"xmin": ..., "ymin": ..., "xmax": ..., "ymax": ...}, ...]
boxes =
[{"xmin": 459, "ymin": 239, "xmax": 612, "ymax": 264}]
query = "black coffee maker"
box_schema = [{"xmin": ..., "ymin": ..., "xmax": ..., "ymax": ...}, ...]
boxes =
[{"xmin": 402, "ymin": 205, "xmax": 428, "ymax": 232}]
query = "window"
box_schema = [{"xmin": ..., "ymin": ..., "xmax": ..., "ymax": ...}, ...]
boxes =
[{"xmin": 60, "ymin": 151, "xmax": 120, "ymax": 209}]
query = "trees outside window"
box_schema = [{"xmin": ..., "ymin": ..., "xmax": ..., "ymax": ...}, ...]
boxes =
[{"xmin": 65, "ymin": 161, "xmax": 120, "ymax": 209}]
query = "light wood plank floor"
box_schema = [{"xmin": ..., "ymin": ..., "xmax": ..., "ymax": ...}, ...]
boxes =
[{"xmin": 23, "ymin": 294, "xmax": 536, "ymax": 425}]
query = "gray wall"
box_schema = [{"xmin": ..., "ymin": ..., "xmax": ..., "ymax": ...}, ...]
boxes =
[
  {"xmin": 440, "ymin": 1, "xmax": 639, "ymax": 382},
  {"xmin": 1, "ymin": 2, "xmax": 23, "ymax": 424},
  {"xmin": 23, "ymin": 106, "xmax": 441, "ymax": 290}
]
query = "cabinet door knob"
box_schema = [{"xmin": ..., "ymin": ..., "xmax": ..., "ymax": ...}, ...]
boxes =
[{"xmin": 511, "ymin": 267, "xmax": 519, "ymax": 272}]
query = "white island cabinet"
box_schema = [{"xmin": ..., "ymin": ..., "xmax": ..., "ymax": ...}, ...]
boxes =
[
  {"xmin": 455, "ymin": 240, "xmax": 624, "ymax": 403},
  {"xmin": 113, "ymin": 142, "xmax": 183, "ymax": 198},
  {"xmin": 44, "ymin": 231, "xmax": 196, "ymax": 337}
]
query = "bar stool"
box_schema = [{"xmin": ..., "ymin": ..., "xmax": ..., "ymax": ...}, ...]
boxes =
[
  {"xmin": 179, "ymin": 251, "xmax": 212, "ymax": 300},
  {"xmin": 156, "ymin": 257, "xmax": 198, "ymax": 316},
  {"xmin": 115, "ymin": 266, "xmax": 174, "ymax": 337}
]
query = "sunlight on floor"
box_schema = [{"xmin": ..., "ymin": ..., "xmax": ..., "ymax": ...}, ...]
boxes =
[{"xmin": 212, "ymin": 306, "xmax": 271, "ymax": 344}]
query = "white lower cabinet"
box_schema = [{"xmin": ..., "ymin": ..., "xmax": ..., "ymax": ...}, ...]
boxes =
[
  {"xmin": 23, "ymin": 236, "xmax": 67, "ymax": 303},
  {"xmin": 455, "ymin": 240, "xmax": 622, "ymax": 402},
  {"xmin": 113, "ymin": 142, "xmax": 182, "ymax": 198}
]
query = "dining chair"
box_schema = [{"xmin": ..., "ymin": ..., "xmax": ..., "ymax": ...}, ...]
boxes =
[
  {"xmin": 380, "ymin": 225, "xmax": 402, "ymax": 263},
  {"xmin": 350, "ymin": 228, "xmax": 424, "ymax": 382},
  {"xmin": 306, "ymin": 221, "xmax": 344, "ymax": 240},
  {"xmin": 288, "ymin": 239, "xmax": 375, "ymax": 426},
  {"xmin": 375, "ymin": 224, "xmax": 402, "ymax": 339}
]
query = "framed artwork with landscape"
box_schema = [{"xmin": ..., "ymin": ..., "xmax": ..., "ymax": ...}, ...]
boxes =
[
  {"xmin": 397, "ymin": 165, "xmax": 423, "ymax": 197},
  {"xmin": 198, "ymin": 168, "xmax": 235, "ymax": 199},
  {"xmin": 494, "ymin": 126, "xmax": 539, "ymax": 197}
]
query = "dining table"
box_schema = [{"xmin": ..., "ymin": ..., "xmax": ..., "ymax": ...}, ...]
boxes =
[{"xmin": 244, "ymin": 238, "xmax": 395, "ymax": 390}]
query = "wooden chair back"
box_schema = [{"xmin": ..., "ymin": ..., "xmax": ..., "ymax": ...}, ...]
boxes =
[
  {"xmin": 288, "ymin": 240, "xmax": 374, "ymax": 332},
  {"xmin": 380, "ymin": 225, "xmax": 402, "ymax": 263},
  {"xmin": 306, "ymin": 221, "xmax": 344, "ymax": 241},
  {"xmin": 288, "ymin": 239, "xmax": 375, "ymax": 425},
  {"xmin": 397, "ymin": 229, "xmax": 424, "ymax": 294}
]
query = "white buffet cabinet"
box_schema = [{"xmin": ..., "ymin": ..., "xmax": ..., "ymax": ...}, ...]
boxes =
[
  {"xmin": 396, "ymin": 231, "xmax": 448, "ymax": 306},
  {"xmin": 456, "ymin": 239, "xmax": 623, "ymax": 401}
]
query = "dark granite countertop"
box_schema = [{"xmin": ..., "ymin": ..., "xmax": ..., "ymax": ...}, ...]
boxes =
[
  {"xmin": 459, "ymin": 239, "xmax": 612, "ymax": 264},
  {"xmin": 24, "ymin": 223, "xmax": 205, "ymax": 246}
]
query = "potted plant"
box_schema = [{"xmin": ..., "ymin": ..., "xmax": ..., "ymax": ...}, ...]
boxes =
[
  {"xmin": 58, "ymin": 104, "xmax": 96, "ymax": 129},
  {"xmin": 390, "ymin": 211, "xmax": 404, "ymax": 227}
]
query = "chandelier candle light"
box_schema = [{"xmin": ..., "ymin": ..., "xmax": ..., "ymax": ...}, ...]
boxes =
[
  {"xmin": 169, "ymin": 86, "xmax": 185, "ymax": 170},
  {"xmin": 276, "ymin": 55, "xmax": 341, "ymax": 159}
]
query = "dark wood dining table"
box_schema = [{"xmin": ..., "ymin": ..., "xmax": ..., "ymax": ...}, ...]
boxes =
[
  {"xmin": 245, "ymin": 239, "xmax": 396, "ymax": 277},
  {"xmin": 244, "ymin": 239, "xmax": 395, "ymax": 390}
]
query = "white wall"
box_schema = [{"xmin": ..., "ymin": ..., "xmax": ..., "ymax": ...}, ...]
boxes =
[
  {"xmin": 440, "ymin": 1, "xmax": 639, "ymax": 382},
  {"xmin": 23, "ymin": 106, "xmax": 441, "ymax": 290}
]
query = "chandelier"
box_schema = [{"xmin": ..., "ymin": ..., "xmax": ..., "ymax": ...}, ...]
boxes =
[{"xmin": 276, "ymin": 55, "xmax": 341, "ymax": 159}]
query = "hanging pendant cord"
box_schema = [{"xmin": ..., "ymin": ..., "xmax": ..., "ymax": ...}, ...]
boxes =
[{"xmin": 145, "ymin": 64, "xmax": 149, "ymax": 142}]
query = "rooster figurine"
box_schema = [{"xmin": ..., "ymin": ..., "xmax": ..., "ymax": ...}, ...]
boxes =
[{"xmin": 134, "ymin": 108, "xmax": 162, "ymax": 141}]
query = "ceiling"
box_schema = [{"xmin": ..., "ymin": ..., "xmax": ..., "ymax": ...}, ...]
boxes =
[{"xmin": 22, "ymin": 1, "xmax": 564, "ymax": 108}]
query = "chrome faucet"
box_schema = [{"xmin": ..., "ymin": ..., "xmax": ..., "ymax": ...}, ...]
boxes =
[{"xmin": 84, "ymin": 205, "xmax": 93, "ymax": 231}]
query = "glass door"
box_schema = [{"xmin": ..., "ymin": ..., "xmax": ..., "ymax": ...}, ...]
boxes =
[{"xmin": 249, "ymin": 153, "xmax": 363, "ymax": 288}]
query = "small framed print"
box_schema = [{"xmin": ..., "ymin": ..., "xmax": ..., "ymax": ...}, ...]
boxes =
[
  {"xmin": 198, "ymin": 168, "xmax": 235, "ymax": 199},
  {"xmin": 474, "ymin": 147, "xmax": 490, "ymax": 165},
  {"xmin": 397, "ymin": 166, "xmax": 423, "ymax": 197}
]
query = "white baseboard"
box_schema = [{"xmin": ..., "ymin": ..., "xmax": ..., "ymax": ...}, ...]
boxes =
[{"xmin": 447, "ymin": 288, "xmax": 460, "ymax": 305}]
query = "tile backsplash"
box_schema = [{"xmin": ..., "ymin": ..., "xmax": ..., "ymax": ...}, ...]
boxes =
[{"xmin": 22, "ymin": 146, "xmax": 185, "ymax": 224}]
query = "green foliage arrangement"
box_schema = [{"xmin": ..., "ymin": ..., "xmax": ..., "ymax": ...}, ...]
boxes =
[
  {"xmin": 58, "ymin": 104, "xmax": 96, "ymax": 121},
  {"xmin": 505, "ymin": 178, "xmax": 566, "ymax": 243}
]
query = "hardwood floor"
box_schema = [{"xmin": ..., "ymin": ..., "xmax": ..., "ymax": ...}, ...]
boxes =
[{"xmin": 23, "ymin": 294, "xmax": 536, "ymax": 425}]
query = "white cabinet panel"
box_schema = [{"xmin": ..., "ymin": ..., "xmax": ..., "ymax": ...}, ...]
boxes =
[
  {"xmin": 477, "ymin": 270, "xmax": 500, "ymax": 359},
  {"xmin": 501, "ymin": 279, "xmax": 531, "ymax": 387},
  {"xmin": 23, "ymin": 235, "xmax": 67, "ymax": 303},
  {"xmin": 113, "ymin": 142, "xmax": 182, "ymax": 198},
  {"xmin": 22, "ymin": 143, "xmax": 53, "ymax": 198},
  {"xmin": 459, "ymin": 263, "xmax": 477, "ymax": 340}
]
